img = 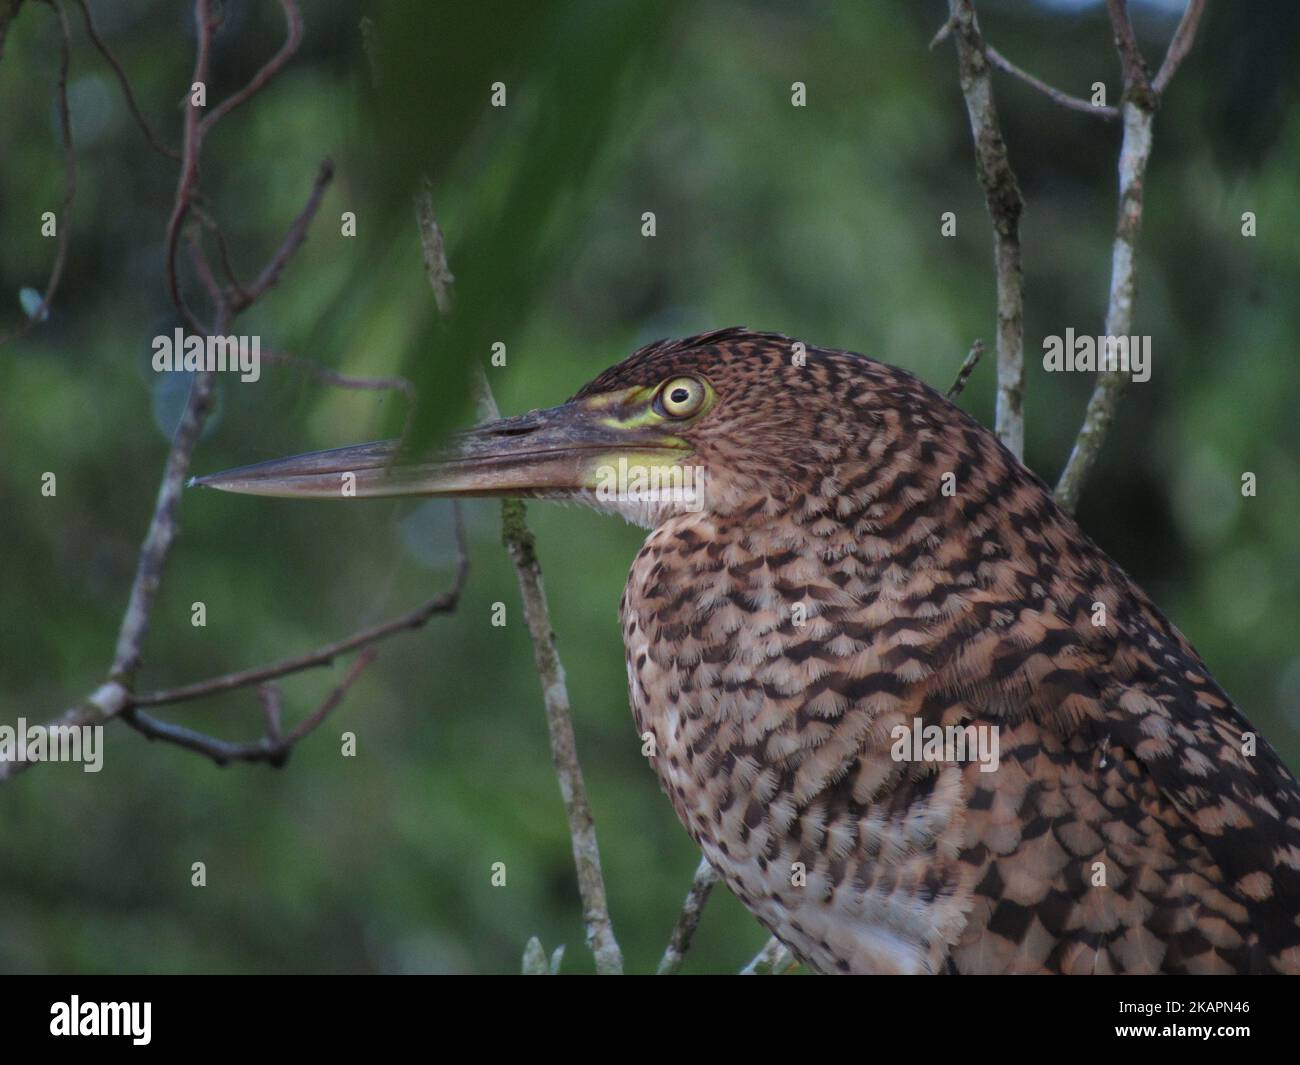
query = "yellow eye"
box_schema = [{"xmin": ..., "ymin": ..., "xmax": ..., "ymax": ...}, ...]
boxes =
[{"xmin": 657, "ymin": 376, "xmax": 707, "ymax": 418}]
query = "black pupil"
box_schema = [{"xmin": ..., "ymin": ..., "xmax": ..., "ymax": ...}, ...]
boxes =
[{"xmin": 670, "ymin": 387, "xmax": 690, "ymax": 404}]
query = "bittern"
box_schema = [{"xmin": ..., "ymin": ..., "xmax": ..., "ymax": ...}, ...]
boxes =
[{"xmin": 197, "ymin": 328, "xmax": 1300, "ymax": 974}]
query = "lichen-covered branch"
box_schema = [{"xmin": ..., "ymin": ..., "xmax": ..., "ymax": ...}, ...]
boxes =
[
  {"xmin": 657, "ymin": 857, "xmax": 720, "ymax": 975},
  {"xmin": 941, "ymin": 0, "xmax": 1026, "ymax": 460},
  {"xmin": 947, "ymin": 338, "xmax": 985, "ymax": 400},
  {"xmin": 1053, "ymin": 95, "xmax": 1153, "ymax": 514},
  {"xmin": 740, "ymin": 936, "xmax": 795, "ymax": 975},
  {"xmin": 476, "ymin": 371, "xmax": 624, "ymax": 975},
  {"xmin": 1054, "ymin": 0, "xmax": 1203, "ymax": 513},
  {"xmin": 416, "ymin": 188, "xmax": 624, "ymax": 975}
]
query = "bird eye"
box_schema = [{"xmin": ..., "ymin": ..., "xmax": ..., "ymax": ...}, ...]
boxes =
[{"xmin": 657, "ymin": 376, "xmax": 706, "ymax": 418}]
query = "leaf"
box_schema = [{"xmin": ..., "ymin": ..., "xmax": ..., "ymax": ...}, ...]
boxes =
[{"xmin": 19, "ymin": 286, "xmax": 48, "ymax": 322}]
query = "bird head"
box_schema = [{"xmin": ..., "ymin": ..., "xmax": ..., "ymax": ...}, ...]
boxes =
[{"xmin": 193, "ymin": 328, "xmax": 932, "ymax": 528}]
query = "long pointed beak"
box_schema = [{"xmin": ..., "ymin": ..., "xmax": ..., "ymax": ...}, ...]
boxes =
[{"xmin": 191, "ymin": 399, "xmax": 693, "ymax": 500}]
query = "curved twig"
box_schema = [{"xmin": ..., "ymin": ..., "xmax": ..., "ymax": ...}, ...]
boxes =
[
  {"xmin": 0, "ymin": 0, "xmax": 76, "ymax": 346},
  {"xmin": 123, "ymin": 648, "xmax": 379, "ymax": 767},
  {"xmin": 132, "ymin": 513, "xmax": 467, "ymax": 708},
  {"xmin": 72, "ymin": 0, "xmax": 180, "ymax": 159},
  {"xmin": 984, "ymin": 42, "xmax": 1119, "ymax": 120},
  {"xmin": 657, "ymin": 857, "xmax": 720, "ymax": 975}
]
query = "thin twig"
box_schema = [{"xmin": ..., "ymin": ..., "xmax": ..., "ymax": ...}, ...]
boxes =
[
  {"xmin": 415, "ymin": 184, "xmax": 625, "ymax": 975},
  {"xmin": 472, "ymin": 363, "xmax": 626, "ymax": 974},
  {"xmin": 123, "ymin": 648, "xmax": 378, "ymax": 767},
  {"xmin": 110, "ymin": 360, "xmax": 224, "ymax": 680},
  {"xmin": 415, "ymin": 177, "xmax": 455, "ymax": 316},
  {"xmin": 946, "ymin": 338, "xmax": 985, "ymax": 399},
  {"xmin": 2, "ymin": 1, "xmax": 356, "ymax": 782},
  {"xmin": 984, "ymin": 42, "xmax": 1119, "ymax": 120},
  {"xmin": 186, "ymin": 231, "xmax": 223, "ymax": 310},
  {"xmin": 232, "ymin": 159, "xmax": 334, "ymax": 310},
  {"xmin": 132, "ymin": 521, "xmax": 467, "ymax": 707},
  {"xmin": 0, "ymin": 0, "xmax": 75, "ymax": 345},
  {"xmin": 941, "ymin": 0, "xmax": 1026, "ymax": 460},
  {"xmin": 1105, "ymin": 0, "xmax": 1152, "ymax": 97},
  {"xmin": 656, "ymin": 857, "xmax": 720, "ymax": 975},
  {"xmin": 1054, "ymin": 0, "xmax": 1203, "ymax": 513},
  {"xmin": 261, "ymin": 348, "xmax": 418, "ymax": 439},
  {"xmin": 162, "ymin": 0, "xmax": 217, "ymax": 330},
  {"xmin": 197, "ymin": 0, "xmax": 303, "ymax": 135},
  {"xmin": 72, "ymin": 0, "xmax": 180, "ymax": 159},
  {"xmin": 192, "ymin": 204, "xmax": 251, "ymax": 302},
  {"xmin": 740, "ymin": 936, "xmax": 795, "ymax": 975},
  {"xmin": 1152, "ymin": 0, "xmax": 1206, "ymax": 95},
  {"xmin": 259, "ymin": 683, "xmax": 284, "ymax": 742}
]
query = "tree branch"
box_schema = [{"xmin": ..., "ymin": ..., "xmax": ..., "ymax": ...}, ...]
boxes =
[
  {"xmin": 497, "ymin": 488, "xmax": 624, "ymax": 975},
  {"xmin": 197, "ymin": 0, "xmax": 303, "ymax": 135},
  {"xmin": 0, "ymin": 0, "xmax": 75, "ymax": 346},
  {"xmin": 132, "ymin": 521, "xmax": 467, "ymax": 708},
  {"xmin": 230, "ymin": 159, "xmax": 334, "ymax": 311},
  {"xmin": 1, "ymin": 2, "xmax": 400, "ymax": 782},
  {"xmin": 941, "ymin": 0, "xmax": 1026, "ymax": 460},
  {"xmin": 740, "ymin": 936, "xmax": 795, "ymax": 975},
  {"xmin": 1054, "ymin": 0, "xmax": 1204, "ymax": 513},
  {"xmin": 983, "ymin": 41, "xmax": 1119, "ymax": 120},
  {"xmin": 1152, "ymin": 0, "xmax": 1206, "ymax": 95},
  {"xmin": 656, "ymin": 857, "xmax": 719, "ymax": 975},
  {"xmin": 72, "ymin": 0, "xmax": 180, "ymax": 160},
  {"xmin": 414, "ymin": 185, "xmax": 625, "ymax": 975},
  {"xmin": 122, "ymin": 648, "xmax": 378, "ymax": 768},
  {"xmin": 946, "ymin": 337, "xmax": 985, "ymax": 399}
]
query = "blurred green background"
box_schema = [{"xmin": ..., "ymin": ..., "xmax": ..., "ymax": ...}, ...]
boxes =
[{"xmin": 1, "ymin": 0, "xmax": 1297, "ymax": 974}]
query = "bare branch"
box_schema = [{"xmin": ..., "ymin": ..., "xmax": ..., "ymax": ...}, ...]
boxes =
[
  {"xmin": 497, "ymin": 490, "xmax": 624, "ymax": 975},
  {"xmin": 656, "ymin": 857, "xmax": 720, "ymax": 975},
  {"xmin": 198, "ymin": 0, "xmax": 303, "ymax": 135},
  {"xmin": 415, "ymin": 185, "xmax": 624, "ymax": 975},
  {"xmin": 1105, "ymin": 0, "xmax": 1152, "ymax": 96},
  {"xmin": 1152, "ymin": 0, "xmax": 1207, "ymax": 95},
  {"xmin": 946, "ymin": 338, "xmax": 985, "ymax": 399},
  {"xmin": 984, "ymin": 42, "xmax": 1119, "ymax": 120},
  {"xmin": 162, "ymin": 0, "xmax": 217, "ymax": 330},
  {"xmin": 192, "ymin": 204, "xmax": 251, "ymax": 303},
  {"xmin": 258, "ymin": 683, "xmax": 284, "ymax": 742},
  {"xmin": 415, "ymin": 177, "xmax": 455, "ymax": 316},
  {"xmin": 231, "ymin": 159, "xmax": 334, "ymax": 310},
  {"xmin": 3, "ymin": 2, "xmax": 360, "ymax": 781},
  {"xmin": 740, "ymin": 936, "xmax": 796, "ymax": 975},
  {"xmin": 481, "ymin": 400, "xmax": 625, "ymax": 976},
  {"xmin": 72, "ymin": 0, "xmax": 180, "ymax": 160},
  {"xmin": 1055, "ymin": 0, "xmax": 1170, "ymax": 513},
  {"xmin": 109, "ymin": 361, "xmax": 223, "ymax": 680},
  {"xmin": 0, "ymin": 0, "xmax": 75, "ymax": 346},
  {"xmin": 132, "ymin": 518, "xmax": 467, "ymax": 707},
  {"xmin": 941, "ymin": 0, "xmax": 1026, "ymax": 459},
  {"xmin": 261, "ymin": 349, "xmax": 418, "ymax": 439},
  {"xmin": 123, "ymin": 648, "xmax": 378, "ymax": 768}
]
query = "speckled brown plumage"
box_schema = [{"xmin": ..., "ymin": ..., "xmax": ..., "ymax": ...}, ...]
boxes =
[{"xmin": 590, "ymin": 328, "xmax": 1300, "ymax": 974}]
